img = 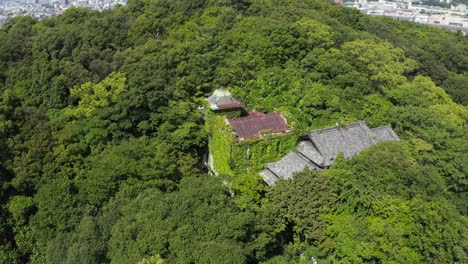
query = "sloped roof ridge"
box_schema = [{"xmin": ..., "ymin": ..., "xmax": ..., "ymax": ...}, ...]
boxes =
[
  {"xmin": 229, "ymin": 111, "xmax": 281, "ymax": 121},
  {"xmin": 213, "ymin": 87, "xmax": 231, "ymax": 97},
  {"xmin": 259, "ymin": 168, "xmax": 280, "ymax": 186},
  {"xmin": 369, "ymin": 124, "xmax": 392, "ymax": 131},
  {"xmin": 205, "ymin": 87, "xmax": 245, "ymax": 110},
  {"xmin": 370, "ymin": 124, "xmax": 400, "ymax": 141},
  {"xmin": 264, "ymin": 151, "xmax": 295, "ymax": 170},
  {"xmin": 297, "ymin": 140, "xmax": 324, "ymax": 166},
  {"xmin": 264, "ymin": 158, "xmax": 282, "ymax": 171},
  {"xmin": 296, "ymin": 151, "xmax": 320, "ymax": 168},
  {"xmin": 259, "ymin": 121, "xmax": 400, "ymax": 186},
  {"xmin": 265, "ymin": 151, "xmax": 317, "ymax": 180},
  {"xmin": 309, "ymin": 121, "xmax": 367, "ymax": 135},
  {"xmin": 308, "ymin": 121, "xmax": 372, "ymax": 165}
]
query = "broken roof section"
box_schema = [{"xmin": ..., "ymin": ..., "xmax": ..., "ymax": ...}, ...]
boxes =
[
  {"xmin": 205, "ymin": 87, "xmax": 245, "ymax": 111},
  {"xmin": 260, "ymin": 121, "xmax": 400, "ymax": 186},
  {"xmin": 227, "ymin": 110, "xmax": 290, "ymax": 139}
]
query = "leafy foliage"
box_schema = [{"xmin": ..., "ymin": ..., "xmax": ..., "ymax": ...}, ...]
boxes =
[{"xmin": 0, "ymin": 0, "xmax": 466, "ymax": 263}]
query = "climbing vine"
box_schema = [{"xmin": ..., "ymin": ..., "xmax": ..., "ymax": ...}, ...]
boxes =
[{"xmin": 206, "ymin": 108, "xmax": 298, "ymax": 178}]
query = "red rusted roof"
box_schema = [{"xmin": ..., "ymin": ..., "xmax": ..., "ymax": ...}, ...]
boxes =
[
  {"xmin": 216, "ymin": 98, "xmax": 245, "ymax": 109},
  {"xmin": 228, "ymin": 111, "xmax": 289, "ymax": 139}
]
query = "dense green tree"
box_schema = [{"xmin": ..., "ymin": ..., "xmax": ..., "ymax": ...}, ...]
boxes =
[
  {"xmin": 441, "ymin": 73, "xmax": 468, "ymax": 105},
  {"xmin": 0, "ymin": 0, "xmax": 466, "ymax": 262},
  {"xmin": 266, "ymin": 170, "xmax": 337, "ymax": 248},
  {"xmin": 108, "ymin": 176, "xmax": 256, "ymax": 264}
]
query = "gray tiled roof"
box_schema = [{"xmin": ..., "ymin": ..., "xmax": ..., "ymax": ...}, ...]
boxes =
[
  {"xmin": 260, "ymin": 152, "xmax": 318, "ymax": 185},
  {"xmin": 370, "ymin": 125, "xmax": 400, "ymax": 142},
  {"xmin": 259, "ymin": 169, "xmax": 280, "ymax": 186},
  {"xmin": 259, "ymin": 121, "xmax": 400, "ymax": 186},
  {"xmin": 297, "ymin": 141, "xmax": 324, "ymax": 166},
  {"xmin": 308, "ymin": 121, "xmax": 376, "ymax": 167}
]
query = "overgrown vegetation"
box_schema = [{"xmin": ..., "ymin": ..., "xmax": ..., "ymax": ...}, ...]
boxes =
[
  {"xmin": 0, "ymin": 0, "xmax": 466, "ymax": 263},
  {"xmin": 206, "ymin": 109, "xmax": 297, "ymax": 176}
]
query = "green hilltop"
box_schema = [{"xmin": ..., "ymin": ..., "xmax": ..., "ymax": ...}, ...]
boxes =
[{"xmin": 0, "ymin": 0, "xmax": 466, "ymax": 263}]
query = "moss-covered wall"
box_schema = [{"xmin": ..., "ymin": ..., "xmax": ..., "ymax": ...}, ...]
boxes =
[{"xmin": 206, "ymin": 109, "xmax": 298, "ymax": 178}]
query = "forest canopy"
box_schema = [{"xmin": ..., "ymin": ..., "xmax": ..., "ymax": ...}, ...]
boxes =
[{"xmin": 0, "ymin": 0, "xmax": 467, "ymax": 263}]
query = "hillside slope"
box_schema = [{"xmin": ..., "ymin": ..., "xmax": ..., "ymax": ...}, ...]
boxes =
[{"xmin": 0, "ymin": 0, "xmax": 466, "ymax": 263}]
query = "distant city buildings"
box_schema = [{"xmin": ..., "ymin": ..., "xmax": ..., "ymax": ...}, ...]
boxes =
[
  {"xmin": 0, "ymin": 0, "xmax": 126, "ymax": 26},
  {"xmin": 1, "ymin": 0, "xmax": 467, "ymax": 34},
  {"xmin": 343, "ymin": 0, "xmax": 468, "ymax": 34}
]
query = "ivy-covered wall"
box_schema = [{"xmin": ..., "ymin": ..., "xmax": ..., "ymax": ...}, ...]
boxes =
[
  {"xmin": 206, "ymin": 109, "xmax": 298, "ymax": 178},
  {"xmin": 229, "ymin": 133, "xmax": 298, "ymax": 174},
  {"xmin": 208, "ymin": 116, "xmax": 235, "ymax": 176}
]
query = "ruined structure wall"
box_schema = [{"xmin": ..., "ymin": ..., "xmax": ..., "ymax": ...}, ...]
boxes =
[{"xmin": 206, "ymin": 110, "xmax": 297, "ymax": 177}]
